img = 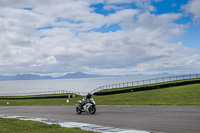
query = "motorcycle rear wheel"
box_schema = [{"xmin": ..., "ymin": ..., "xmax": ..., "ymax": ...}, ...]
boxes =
[{"xmin": 76, "ymin": 107, "xmax": 82, "ymax": 114}]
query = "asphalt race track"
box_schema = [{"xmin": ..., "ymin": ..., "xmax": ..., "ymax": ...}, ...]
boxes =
[{"xmin": 0, "ymin": 105, "xmax": 200, "ymax": 133}]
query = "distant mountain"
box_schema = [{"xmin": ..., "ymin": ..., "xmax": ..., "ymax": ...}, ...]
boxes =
[
  {"xmin": 0, "ymin": 72, "xmax": 171, "ymax": 81},
  {"xmin": 0, "ymin": 74, "xmax": 53, "ymax": 81},
  {"xmin": 0, "ymin": 75, "xmax": 13, "ymax": 81},
  {"xmin": 57, "ymin": 72, "xmax": 102, "ymax": 79},
  {"xmin": 14, "ymin": 74, "xmax": 53, "ymax": 80},
  {"xmin": 0, "ymin": 72, "xmax": 103, "ymax": 81}
]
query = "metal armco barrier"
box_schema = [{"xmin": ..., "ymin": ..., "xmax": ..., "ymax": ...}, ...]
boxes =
[
  {"xmin": 0, "ymin": 95, "xmax": 75, "ymax": 100},
  {"xmin": 91, "ymin": 73, "xmax": 200, "ymax": 94},
  {"xmin": 93, "ymin": 79, "xmax": 200, "ymax": 95}
]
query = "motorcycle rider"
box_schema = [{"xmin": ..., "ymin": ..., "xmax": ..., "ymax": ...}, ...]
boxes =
[{"xmin": 80, "ymin": 93, "xmax": 92, "ymax": 109}]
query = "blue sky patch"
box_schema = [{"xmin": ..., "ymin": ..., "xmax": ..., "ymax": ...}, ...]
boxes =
[
  {"xmin": 152, "ymin": 0, "xmax": 188, "ymax": 14},
  {"xmin": 36, "ymin": 26, "xmax": 55, "ymax": 30},
  {"xmin": 23, "ymin": 8, "xmax": 33, "ymax": 11},
  {"xmin": 55, "ymin": 18, "xmax": 83, "ymax": 24},
  {"xmin": 89, "ymin": 24, "xmax": 121, "ymax": 33},
  {"xmin": 90, "ymin": 3, "xmax": 115, "ymax": 16},
  {"xmin": 90, "ymin": 3, "xmax": 138, "ymax": 16}
]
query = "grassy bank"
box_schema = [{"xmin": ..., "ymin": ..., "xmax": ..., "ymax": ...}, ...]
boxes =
[
  {"xmin": 0, "ymin": 117, "xmax": 94, "ymax": 133},
  {"xmin": 94, "ymin": 83, "xmax": 200, "ymax": 105},
  {"xmin": 96, "ymin": 77, "xmax": 200, "ymax": 93},
  {"xmin": 0, "ymin": 82, "xmax": 200, "ymax": 106},
  {"xmin": 0, "ymin": 94, "xmax": 82, "ymax": 106}
]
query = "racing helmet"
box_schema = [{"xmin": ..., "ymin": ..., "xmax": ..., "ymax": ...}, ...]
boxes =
[{"xmin": 86, "ymin": 93, "xmax": 92, "ymax": 99}]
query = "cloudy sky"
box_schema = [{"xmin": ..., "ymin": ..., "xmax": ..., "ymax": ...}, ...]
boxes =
[{"xmin": 0, "ymin": 0, "xmax": 200, "ymax": 77}]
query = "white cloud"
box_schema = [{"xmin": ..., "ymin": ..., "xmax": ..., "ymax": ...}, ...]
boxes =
[
  {"xmin": 31, "ymin": 56, "xmax": 57, "ymax": 67},
  {"xmin": 136, "ymin": 12, "xmax": 186, "ymax": 40},
  {"xmin": 103, "ymin": 5, "xmax": 124, "ymax": 11},
  {"xmin": 0, "ymin": 0, "xmax": 199, "ymax": 76},
  {"xmin": 182, "ymin": 0, "xmax": 200, "ymax": 23}
]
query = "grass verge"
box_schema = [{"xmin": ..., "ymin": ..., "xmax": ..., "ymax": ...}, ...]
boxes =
[
  {"xmin": 0, "ymin": 117, "xmax": 95, "ymax": 133},
  {"xmin": 0, "ymin": 94, "xmax": 82, "ymax": 106}
]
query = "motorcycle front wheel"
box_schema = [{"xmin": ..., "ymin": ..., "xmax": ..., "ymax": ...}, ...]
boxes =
[
  {"xmin": 89, "ymin": 106, "xmax": 96, "ymax": 114},
  {"xmin": 76, "ymin": 107, "xmax": 82, "ymax": 114}
]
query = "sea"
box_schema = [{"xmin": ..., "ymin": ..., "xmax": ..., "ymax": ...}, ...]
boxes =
[{"xmin": 0, "ymin": 74, "xmax": 174, "ymax": 96}]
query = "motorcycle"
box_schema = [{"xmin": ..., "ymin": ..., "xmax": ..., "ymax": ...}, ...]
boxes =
[{"xmin": 76, "ymin": 98, "xmax": 96, "ymax": 114}]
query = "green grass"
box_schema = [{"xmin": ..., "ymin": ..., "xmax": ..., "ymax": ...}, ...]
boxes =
[
  {"xmin": 0, "ymin": 93, "xmax": 74, "ymax": 98},
  {"xmin": 0, "ymin": 95, "xmax": 83, "ymax": 106},
  {"xmin": 0, "ymin": 117, "xmax": 94, "ymax": 133}
]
